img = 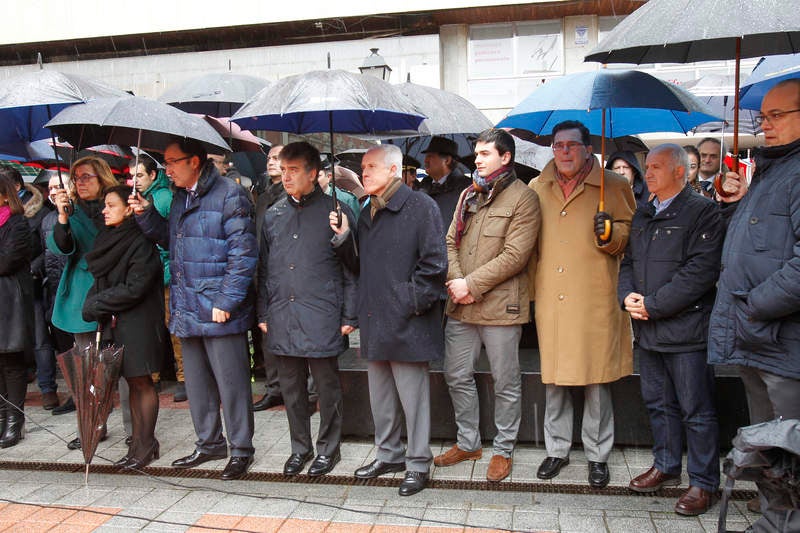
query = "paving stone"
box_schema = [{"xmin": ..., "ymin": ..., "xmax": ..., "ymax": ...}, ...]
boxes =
[
  {"xmin": 605, "ymin": 516, "xmax": 657, "ymax": 532},
  {"xmin": 512, "ymin": 509, "xmax": 560, "ymax": 531},
  {"xmin": 465, "ymin": 508, "xmax": 513, "ymax": 530}
]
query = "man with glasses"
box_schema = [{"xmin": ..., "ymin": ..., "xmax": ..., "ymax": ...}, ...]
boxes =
[
  {"xmin": 708, "ymin": 79, "xmax": 800, "ymax": 532},
  {"xmin": 131, "ymin": 139, "xmax": 257, "ymax": 481},
  {"xmin": 530, "ymin": 120, "xmax": 635, "ymax": 488},
  {"xmin": 696, "ymin": 138, "xmax": 728, "ymax": 197}
]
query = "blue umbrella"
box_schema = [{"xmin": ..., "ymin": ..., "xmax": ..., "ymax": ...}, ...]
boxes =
[
  {"xmin": 739, "ymin": 53, "xmax": 800, "ymax": 110},
  {"xmin": 496, "ymin": 70, "xmax": 720, "ymax": 139},
  {"xmin": 496, "ymin": 69, "xmax": 719, "ymax": 240},
  {"xmin": 232, "ymin": 69, "xmax": 425, "ymax": 217}
]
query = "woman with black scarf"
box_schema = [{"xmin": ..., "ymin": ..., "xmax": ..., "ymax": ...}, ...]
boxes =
[{"xmin": 83, "ymin": 185, "xmax": 166, "ymax": 469}]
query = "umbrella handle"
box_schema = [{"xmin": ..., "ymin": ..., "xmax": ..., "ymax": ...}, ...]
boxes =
[{"xmin": 597, "ymin": 199, "xmax": 611, "ymax": 241}]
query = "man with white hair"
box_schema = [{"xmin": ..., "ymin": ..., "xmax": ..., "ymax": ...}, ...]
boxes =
[
  {"xmin": 619, "ymin": 143, "xmax": 723, "ymax": 516},
  {"xmin": 331, "ymin": 143, "xmax": 447, "ymax": 497}
]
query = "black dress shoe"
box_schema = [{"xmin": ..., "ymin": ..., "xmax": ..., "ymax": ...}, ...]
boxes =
[
  {"xmin": 354, "ymin": 459, "xmax": 406, "ymax": 479},
  {"xmin": 52, "ymin": 397, "xmax": 76, "ymax": 415},
  {"xmin": 283, "ymin": 451, "xmax": 314, "ymax": 475},
  {"xmin": 308, "ymin": 450, "xmax": 340, "ymax": 477},
  {"xmin": 398, "ymin": 470, "xmax": 428, "ymax": 496},
  {"xmin": 537, "ymin": 456, "xmax": 569, "ymax": 479},
  {"xmin": 67, "ymin": 426, "xmax": 108, "ymax": 450},
  {"xmin": 171, "ymin": 450, "xmax": 227, "ymax": 469},
  {"xmin": 221, "ymin": 456, "xmax": 253, "ymax": 480},
  {"xmin": 588, "ymin": 461, "xmax": 610, "ymax": 488},
  {"xmin": 252, "ymin": 394, "xmax": 283, "ymax": 412}
]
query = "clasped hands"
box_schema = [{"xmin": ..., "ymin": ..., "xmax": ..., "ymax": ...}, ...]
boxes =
[
  {"xmin": 447, "ymin": 278, "xmax": 475, "ymax": 305},
  {"xmin": 624, "ymin": 292, "xmax": 649, "ymax": 321}
]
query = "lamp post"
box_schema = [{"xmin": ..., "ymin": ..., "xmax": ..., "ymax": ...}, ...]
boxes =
[{"xmin": 359, "ymin": 48, "xmax": 392, "ymax": 81}]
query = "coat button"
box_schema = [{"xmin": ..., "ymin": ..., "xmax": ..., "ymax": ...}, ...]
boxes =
[
  {"xmin": 289, "ymin": 296, "xmax": 295, "ymax": 302},
  {"xmin": 289, "ymin": 264, "xmax": 295, "ymax": 270},
  {"xmin": 557, "ymin": 266, "xmax": 564, "ymax": 273},
  {"xmin": 750, "ymin": 217, "xmax": 759, "ymax": 224},
  {"xmin": 558, "ymin": 294, "xmax": 565, "ymax": 300},
  {"xmin": 292, "ymin": 233, "xmax": 299, "ymax": 239},
  {"xmin": 560, "ymin": 211, "xmax": 567, "ymax": 217}
]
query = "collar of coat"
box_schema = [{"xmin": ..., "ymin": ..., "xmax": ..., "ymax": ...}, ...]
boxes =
[
  {"xmin": 286, "ymin": 184, "xmax": 323, "ymax": 208},
  {"xmin": 360, "ymin": 183, "xmax": 412, "ymax": 228},
  {"xmin": 192, "ymin": 161, "xmax": 221, "ymax": 198},
  {"xmin": 539, "ymin": 157, "xmax": 605, "ymax": 186},
  {"xmin": 752, "ymin": 136, "xmax": 800, "ymax": 186},
  {"xmin": 642, "ymin": 183, "xmax": 695, "ymax": 219}
]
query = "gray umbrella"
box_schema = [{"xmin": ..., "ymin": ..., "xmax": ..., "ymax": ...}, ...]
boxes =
[
  {"xmin": 45, "ymin": 96, "xmax": 231, "ymax": 155},
  {"xmin": 585, "ymin": 0, "xmax": 800, "ymax": 160},
  {"xmin": 388, "ymin": 82, "xmax": 492, "ymax": 138},
  {"xmin": 158, "ymin": 72, "xmax": 270, "ymax": 117}
]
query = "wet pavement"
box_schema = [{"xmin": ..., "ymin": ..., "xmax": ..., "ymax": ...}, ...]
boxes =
[{"xmin": 0, "ymin": 382, "xmax": 759, "ymax": 532}]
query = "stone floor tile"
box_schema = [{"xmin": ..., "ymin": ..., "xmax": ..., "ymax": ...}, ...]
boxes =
[
  {"xmin": 605, "ymin": 516, "xmax": 657, "ymax": 532},
  {"xmin": 420, "ymin": 506, "xmax": 469, "ymax": 529},
  {"xmin": 464, "ymin": 509, "xmax": 513, "ymax": 530},
  {"xmin": 512, "ymin": 509, "xmax": 560, "ymax": 531},
  {"xmin": 277, "ymin": 518, "xmax": 330, "ymax": 532}
]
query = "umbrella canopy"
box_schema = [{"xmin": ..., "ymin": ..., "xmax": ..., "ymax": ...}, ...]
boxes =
[
  {"xmin": 231, "ymin": 69, "xmax": 425, "ymax": 135},
  {"xmin": 57, "ymin": 342, "xmax": 123, "ymax": 482},
  {"xmin": 739, "ymin": 53, "xmax": 800, "ymax": 110},
  {"xmin": 387, "ymin": 82, "xmax": 492, "ymax": 138},
  {"xmin": 200, "ymin": 115, "xmax": 269, "ymax": 152},
  {"xmin": 508, "ymin": 128, "xmax": 649, "ymax": 154},
  {"xmin": 0, "ymin": 159, "xmax": 41, "ymax": 182},
  {"xmin": 158, "ymin": 72, "xmax": 270, "ymax": 117},
  {"xmin": 0, "ymin": 70, "xmax": 129, "ymax": 158},
  {"xmin": 495, "ymin": 70, "xmax": 720, "ymax": 138},
  {"xmin": 683, "ymin": 75, "xmax": 761, "ymax": 135},
  {"xmin": 585, "ymin": 0, "xmax": 800, "ymax": 65},
  {"xmin": 45, "ymin": 96, "xmax": 231, "ymax": 155}
]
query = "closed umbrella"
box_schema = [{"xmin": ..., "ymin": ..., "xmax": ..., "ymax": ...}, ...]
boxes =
[{"xmin": 585, "ymin": 0, "xmax": 800, "ymax": 180}]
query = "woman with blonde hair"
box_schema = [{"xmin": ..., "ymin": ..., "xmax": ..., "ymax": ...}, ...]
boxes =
[{"xmin": 47, "ymin": 156, "xmax": 119, "ymax": 449}]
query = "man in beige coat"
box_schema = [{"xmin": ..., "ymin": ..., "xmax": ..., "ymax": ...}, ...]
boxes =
[
  {"xmin": 530, "ymin": 120, "xmax": 635, "ymax": 488},
  {"xmin": 434, "ymin": 128, "xmax": 540, "ymax": 482}
]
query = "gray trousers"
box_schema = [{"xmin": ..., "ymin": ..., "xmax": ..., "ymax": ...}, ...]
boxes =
[
  {"xmin": 444, "ymin": 319, "xmax": 522, "ymax": 457},
  {"xmin": 368, "ymin": 360, "xmax": 432, "ymax": 473},
  {"xmin": 74, "ymin": 332, "xmax": 128, "ymax": 434},
  {"xmin": 544, "ymin": 383, "xmax": 614, "ymax": 463},
  {"xmin": 181, "ymin": 334, "xmax": 255, "ymax": 457},
  {"xmin": 258, "ymin": 330, "xmax": 281, "ymax": 397},
  {"xmin": 276, "ymin": 355, "xmax": 341, "ymax": 457},
  {"xmin": 738, "ymin": 365, "xmax": 800, "ymax": 532}
]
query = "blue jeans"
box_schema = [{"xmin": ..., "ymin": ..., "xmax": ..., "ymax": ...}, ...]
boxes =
[
  {"xmin": 638, "ymin": 346, "xmax": 719, "ymax": 492},
  {"xmin": 33, "ymin": 298, "xmax": 57, "ymax": 394}
]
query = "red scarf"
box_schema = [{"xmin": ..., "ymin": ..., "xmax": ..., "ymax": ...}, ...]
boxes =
[{"xmin": 555, "ymin": 156, "xmax": 594, "ymax": 199}]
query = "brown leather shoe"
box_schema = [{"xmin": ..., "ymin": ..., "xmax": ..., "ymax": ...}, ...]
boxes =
[
  {"xmin": 746, "ymin": 496, "xmax": 761, "ymax": 514},
  {"xmin": 486, "ymin": 454, "xmax": 512, "ymax": 482},
  {"xmin": 674, "ymin": 486, "xmax": 717, "ymax": 516},
  {"xmin": 629, "ymin": 465, "xmax": 681, "ymax": 493},
  {"xmin": 433, "ymin": 445, "xmax": 482, "ymax": 467}
]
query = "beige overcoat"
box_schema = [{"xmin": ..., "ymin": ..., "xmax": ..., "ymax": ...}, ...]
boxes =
[{"xmin": 529, "ymin": 159, "xmax": 635, "ymax": 386}]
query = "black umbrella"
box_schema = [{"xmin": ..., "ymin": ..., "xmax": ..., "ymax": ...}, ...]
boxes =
[
  {"xmin": 158, "ymin": 72, "xmax": 270, "ymax": 117},
  {"xmin": 45, "ymin": 96, "xmax": 231, "ymax": 155},
  {"xmin": 388, "ymin": 82, "xmax": 492, "ymax": 138},
  {"xmin": 585, "ymin": 0, "xmax": 800, "ymax": 182}
]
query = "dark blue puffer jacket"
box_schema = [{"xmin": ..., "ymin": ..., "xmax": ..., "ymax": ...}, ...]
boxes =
[
  {"xmin": 708, "ymin": 138, "xmax": 800, "ymax": 379},
  {"xmin": 136, "ymin": 162, "xmax": 257, "ymax": 338}
]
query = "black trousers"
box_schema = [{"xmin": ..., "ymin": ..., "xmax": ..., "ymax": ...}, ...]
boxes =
[{"xmin": 275, "ymin": 355, "xmax": 342, "ymax": 457}]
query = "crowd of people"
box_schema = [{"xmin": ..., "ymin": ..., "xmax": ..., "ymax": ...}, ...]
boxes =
[{"xmin": 0, "ymin": 78, "xmax": 798, "ymax": 529}]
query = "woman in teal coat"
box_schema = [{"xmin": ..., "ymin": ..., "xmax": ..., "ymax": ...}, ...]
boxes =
[{"xmin": 47, "ymin": 156, "xmax": 119, "ymax": 448}]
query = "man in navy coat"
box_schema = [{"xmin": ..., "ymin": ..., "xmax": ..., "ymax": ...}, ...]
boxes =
[{"xmin": 331, "ymin": 143, "xmax": 447, "ymax": 496}]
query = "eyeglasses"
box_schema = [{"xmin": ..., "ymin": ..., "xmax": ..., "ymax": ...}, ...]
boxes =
[
  {"xmin": 688, "ymin": 163, "xmax": 699, "ymax": 169},
  {"xmin": 754, "ymin": 109, "xmax": 800, "ymax": 127},
  {"xmin": 164, "ymin": 156, "xmax": 192, "ymax": 167},
  {"xmin": 612, "ymin": 165, "xmax": 631, "ymax": 173},
  {"xmin": 552, "ymin": 141, "xmax": 585, "ymax": 153},
  {"xmin": 73, "ymin": 173, "xmax": 98, "ymax": 184}
]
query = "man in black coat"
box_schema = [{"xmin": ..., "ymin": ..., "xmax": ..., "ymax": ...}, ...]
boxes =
[
  {"xmin": 331, "ymin": 144, "xmax": 447, "ymax": 497},
  {"xmin": 618, "ymin": 143, "xmax": 723, "ymax": 517},
  {"xmin": 258, "ymin": 142, "xmax": 357, "ymax": 478},
  {"xmin": 418, "ymin": 136, "xmax": 471, "ymax": 232}
]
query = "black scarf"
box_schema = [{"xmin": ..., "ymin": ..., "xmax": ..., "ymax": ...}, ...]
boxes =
[{"xmin": 85, "ymin": 217, "xmax": 142, "ymax": 278}]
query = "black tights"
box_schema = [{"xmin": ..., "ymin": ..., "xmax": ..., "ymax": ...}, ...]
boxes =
[{"xmin": 125, "ymin": 374, "xmax": 159, "ymax": 458}]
